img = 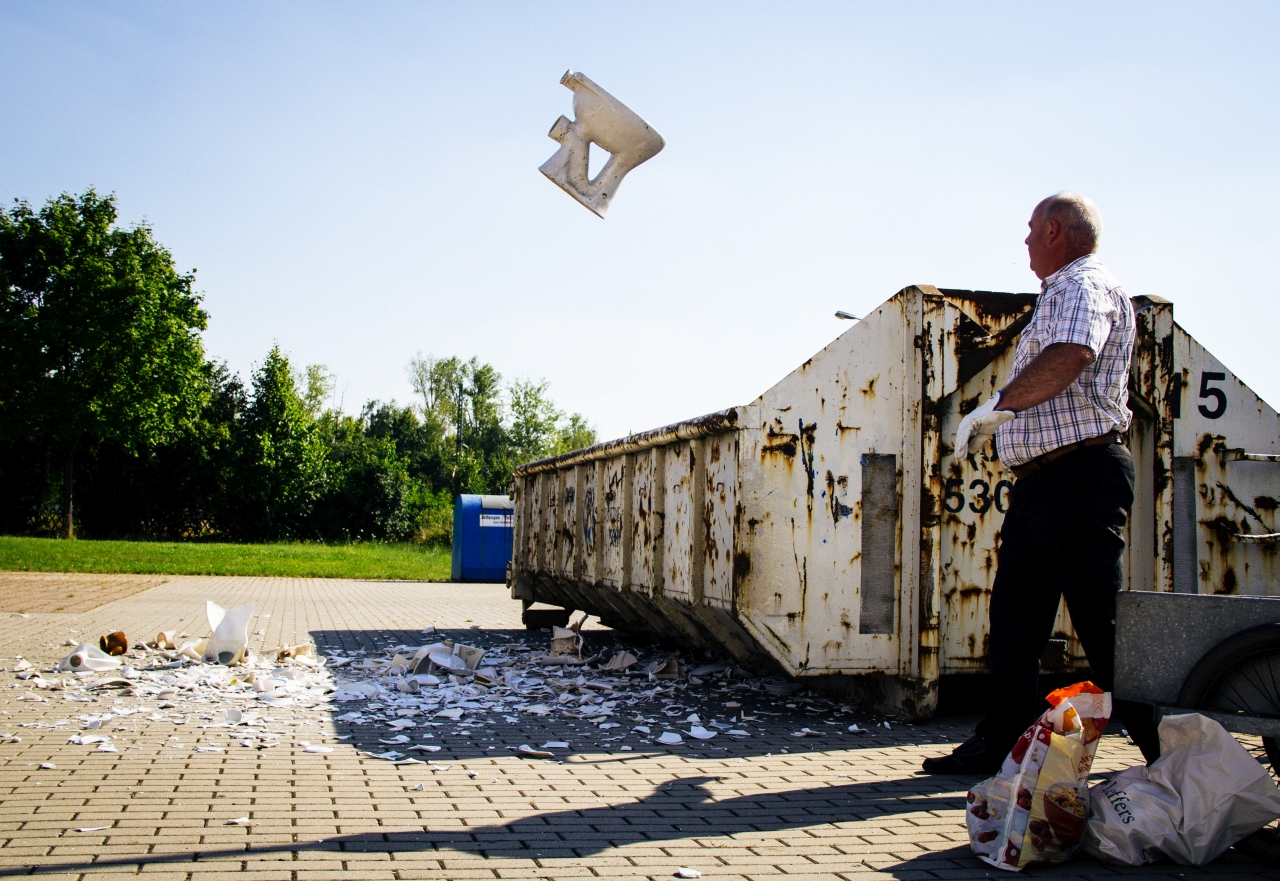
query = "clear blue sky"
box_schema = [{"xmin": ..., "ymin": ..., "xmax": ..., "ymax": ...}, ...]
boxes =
[{"xmin": 2, "ymin": 2, "xmax": 1276, "ymax": 441}]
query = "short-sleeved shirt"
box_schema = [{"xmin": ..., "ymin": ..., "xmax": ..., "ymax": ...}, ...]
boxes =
[{"xmin": 995, "ymin": 254, "xmax": 1135, "ymax": 468}]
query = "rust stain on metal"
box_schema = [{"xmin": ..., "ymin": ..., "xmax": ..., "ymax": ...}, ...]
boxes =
[
  {"xmin": 825, "ymin": 470, "xmax": 853, "ymax": 524},
  {"xmin": 798, "ymin": 420, "xmax": 817, "ymax": 514},
  {"xmin": 761, "ymin": 423, "xmax": 798, "ymax": 458}
]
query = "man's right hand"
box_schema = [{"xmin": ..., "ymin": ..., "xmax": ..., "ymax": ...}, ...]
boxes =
[{"xmin": 955, "ymin": 392, "xmax": 1015, "ymax": 459}]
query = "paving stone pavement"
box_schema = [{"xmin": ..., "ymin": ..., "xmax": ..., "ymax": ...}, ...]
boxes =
[
  {"xmin": 0, "ymin": 573, "xmax": 170, "ymax": 615},
  {"xmin": 0, "ymin": 574, "xmax": 1275, "ymax": 880}
]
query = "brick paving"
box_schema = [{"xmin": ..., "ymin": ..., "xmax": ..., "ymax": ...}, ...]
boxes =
[
  {"xmin": 0, "ymin": 574, "xmax": 1275, "ymax": 880},
  {"xmin": 0, "ymin": 574, "xmax": 169, "ymax": 615}
]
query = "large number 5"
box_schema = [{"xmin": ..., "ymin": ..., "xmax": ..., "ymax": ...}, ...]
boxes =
[{"xmin": 1198, "ymin": 371, "xmax": 1227, "ymax": 419}]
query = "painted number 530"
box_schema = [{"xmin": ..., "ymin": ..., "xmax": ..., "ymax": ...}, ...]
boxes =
[{"xmin": 944, "ymin": 478, "xmax": 1014, "ymax": 514}]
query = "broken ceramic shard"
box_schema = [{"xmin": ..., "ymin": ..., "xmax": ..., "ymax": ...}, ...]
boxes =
[
  {"xmin": 98, "ymin": 631, "xmax": 129, "ymax": 656},
  {"xmin": 539, "ymin": 70, "xmax": 664, "ymax": 218},
  {"xmin": 603, "ymin": 651, "xmax": 637, "ymax": 671},
  {"xmin": 203, "ymin": 601, "xmax": 255, "ymax": 665},
  {"xmin": 57, "ymin": 643, "xmax": 122, "ymax": 673},
  {"xmin": 647, "ymin": 654, "xmax": 681, "ymax": 680}
]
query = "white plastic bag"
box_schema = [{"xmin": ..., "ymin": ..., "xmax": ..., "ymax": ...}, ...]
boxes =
[
  {"xmin": 1083, "ymin": 713, "xmax": 1280, "ymax": 866},
  {"xmin": 203, "ymin": 601, "xmax": 255, "ymax": 665}
]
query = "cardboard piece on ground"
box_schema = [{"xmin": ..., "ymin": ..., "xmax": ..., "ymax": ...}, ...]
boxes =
[
  {"xmin": 455, "ymin": 644, "xmax": 486, "ymax": 670},
  {"xmin": 550, "ymin": 626, "xmax": 582, "ymax": 658}
]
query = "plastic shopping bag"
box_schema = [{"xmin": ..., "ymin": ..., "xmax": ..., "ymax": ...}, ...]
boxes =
[
  {"xmin": 967, "ymin": 682, "xmax": 1112, "ymax": 871},
  {"xmin": 1083, "ymin": 713, "xmax": 1280, "ymax": 866}
]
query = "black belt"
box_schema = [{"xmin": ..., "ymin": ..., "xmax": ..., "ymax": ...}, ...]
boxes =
[{"xmin": 1010, "ymin": 430, "xmax": 1123, "ymax": 479}]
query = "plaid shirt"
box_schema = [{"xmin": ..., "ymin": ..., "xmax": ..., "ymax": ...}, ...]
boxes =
[{"xmin": 995, "ymin": 254, "xmax": 1135, "ymax": 468}]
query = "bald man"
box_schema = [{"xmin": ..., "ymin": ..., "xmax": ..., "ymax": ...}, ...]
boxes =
[{"xmin": 923, "ymin": 193, "xmax": 1161, "ymax": 775}]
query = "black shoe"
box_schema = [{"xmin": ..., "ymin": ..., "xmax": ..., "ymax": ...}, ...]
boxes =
[{"xmin": 921, "ymin": 735, "xmax": 1002, "ymax": 775}]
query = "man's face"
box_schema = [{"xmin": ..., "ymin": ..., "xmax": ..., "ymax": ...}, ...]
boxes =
[{"xmin": 1024, "ymin": 201, "xmax": 1055, "ymax": 280}]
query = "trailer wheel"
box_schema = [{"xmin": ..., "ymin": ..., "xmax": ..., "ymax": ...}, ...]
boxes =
[
  {"xmin": 1177, "ymin": 621, "xmax": 1280, "ymax": 769},
  {"xmin": 1176, "ymin": 622, "xmax": 1280, "ymax": 867}
]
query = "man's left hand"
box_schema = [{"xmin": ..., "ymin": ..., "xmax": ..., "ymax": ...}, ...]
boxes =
[{"xmin": 955, "ymin": 392, "xmax": 1015, "ymax": 459}]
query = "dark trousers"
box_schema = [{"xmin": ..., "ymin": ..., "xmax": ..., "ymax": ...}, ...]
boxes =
[{"xmin": 975, "ymin": 441, "xmax": 1161, "ymax": 763}]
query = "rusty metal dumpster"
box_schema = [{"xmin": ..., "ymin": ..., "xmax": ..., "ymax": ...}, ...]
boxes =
[{"xmin": 508, "ymin": 286, "xmax": 1280, "ymax": 719}]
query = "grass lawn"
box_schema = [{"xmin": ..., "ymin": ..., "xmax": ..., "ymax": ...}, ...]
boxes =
[{"xmin": 0, "ymin": 536, "xmax": 452, "ymax": 581}]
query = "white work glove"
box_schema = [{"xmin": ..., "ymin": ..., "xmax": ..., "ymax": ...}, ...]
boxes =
[{"xmin": 954, "ymin": 392, "xmax": 1015, "ymax": 459}]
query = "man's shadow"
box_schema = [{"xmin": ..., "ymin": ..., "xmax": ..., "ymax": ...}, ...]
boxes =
[
  {"xmin": 410, "ymin": 774, "xmax": 965, "ymax": 855},
  {"xmin": 8, "ymin": 775, "xmax": 973, "ymax": 875}
]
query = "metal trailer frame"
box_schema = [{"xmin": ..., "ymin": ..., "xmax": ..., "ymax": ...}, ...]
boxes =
[{"xmin": 1115, "ymin": 591, "xmax": 1280, "ymax": 739}]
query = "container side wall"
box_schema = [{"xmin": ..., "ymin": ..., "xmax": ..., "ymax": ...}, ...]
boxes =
[
  {"xmin": 601, "ymin": 458, "xmax": 626, "ymax": 588},
  {"xmin": 735, "ymin": 296, "xmax": 909, "ymax": 674},
  {"xmin": 558, "ymin": 468, "xmax": 577, "ymax": 578},
  {"xmin": 704, "ymin": 432, "xmax": 738, "ymax": 610},
  {"xmin": 937, "ymin": 347, "xmax": 1016, "ymax": 672},
  {"xmin": 630, "ymin": 450, "xmax": 657, "ymax": 591},
  {"xmin": 1173, "ymin": 325, "xmax": 1280, "ymax": 596},
  {"xmin": 663, "ymin": 440, "xmax": 695, "ymax": 603}
]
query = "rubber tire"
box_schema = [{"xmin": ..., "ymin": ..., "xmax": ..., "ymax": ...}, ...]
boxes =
[
  {"xmin": 1176, "ymin": 621, "xmax": 1280, "ymax": 766},
  {"xmin": 1176, "ymin": 622, "xmax": 1280, "ymax": 868}
]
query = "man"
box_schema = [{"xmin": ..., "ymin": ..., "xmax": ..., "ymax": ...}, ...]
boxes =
[{"xmin": 922, "ymin": 192, "xmax": 1161, "ymax": 775}]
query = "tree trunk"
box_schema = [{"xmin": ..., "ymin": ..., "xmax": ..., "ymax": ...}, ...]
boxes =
[{"xmin": 63, "ymin": 447, "xmax": 75, "ymax": 539}]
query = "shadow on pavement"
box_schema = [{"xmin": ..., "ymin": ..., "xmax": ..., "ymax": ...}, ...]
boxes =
[
  {"xmin": 307, "ymin": 625, "xmax": 976, "ymax": 765},
  {"xmin": 4, "ymin": 775, "xmax": 972, "ymax": 876}
]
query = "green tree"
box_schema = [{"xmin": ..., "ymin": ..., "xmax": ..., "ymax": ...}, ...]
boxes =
[
  {"xmin": 554, "ymin": 412, "xmax": 598, "ymax": 455},
  {"xmin": 408, "ymin": 353, "xmax": 506, "ymax": 495},
  {"xmin": 507, "ymin": 378, "xmax": 562, "ymax": 463},
  {"xmin": 0, "ymin": 190, "xmax": 208, "ymax": 537},
  {"xmin": 301, "ymin": 364, "xmax": 334, "ymax": 417},
  {"xmin": 231, "ymin": 345, "xmax": 328, "ymax": 540}
]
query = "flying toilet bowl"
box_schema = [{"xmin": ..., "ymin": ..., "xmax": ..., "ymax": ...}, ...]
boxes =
[{"xmin": 539, "ymin": 70, "xmax": 665, "ymax": 218}]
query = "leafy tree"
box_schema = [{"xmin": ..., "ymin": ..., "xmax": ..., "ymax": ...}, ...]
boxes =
[
  {"xmin": 230, "ymin": 346, "xmax": 327, "ymax": 540},
  {"xmin": 75, "ymin": 360, "xmax": 244, "ymax": 539},
  {"xmin": 507, "ymin": 378, "xmax": 561, "ymax": 463},
  {"xmin": 0, "ymin": 190, "xmax": 208, "ymax": 537},
  {"xmin": 554, "ymin": 412, "xmax": 598, "ymax": 455},
  {"xmin": 408, "ymin": 353, "xmax": 506, "ymax": 494},
  {"xmin": 302, "ymin": 364, "xmax": 334, "ymax": 417}
]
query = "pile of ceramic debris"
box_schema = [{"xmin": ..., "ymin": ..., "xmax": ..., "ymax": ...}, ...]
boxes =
[{"xmin": 1, "ymin": 604, "xmax": 900, "ymax": 762}]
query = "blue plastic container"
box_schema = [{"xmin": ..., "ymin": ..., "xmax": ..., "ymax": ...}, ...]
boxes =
[{"xmin": 451, "ymin": 494, "xmax": 515, "ymax": 582}]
